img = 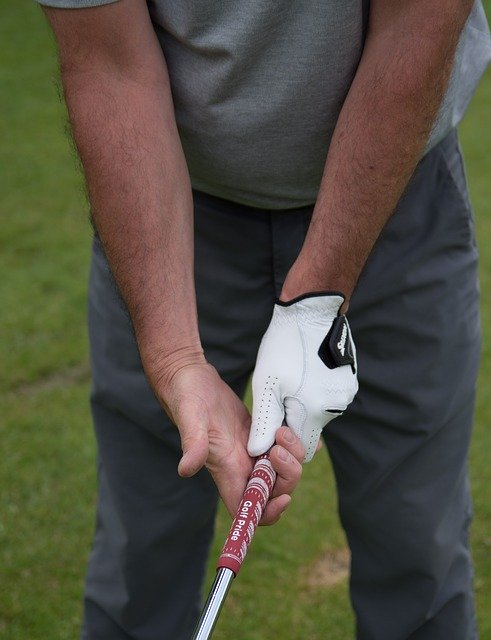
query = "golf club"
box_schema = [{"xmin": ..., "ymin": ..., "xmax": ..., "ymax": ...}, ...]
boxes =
[{"xmin": 191, "ymin": 452, "xmax": 276, "ymax": 640}]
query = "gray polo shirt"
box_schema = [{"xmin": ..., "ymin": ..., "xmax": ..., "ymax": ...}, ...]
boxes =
[{"xmin": 38, "ymin": 0, "xmax": 491, "ymax": 208}]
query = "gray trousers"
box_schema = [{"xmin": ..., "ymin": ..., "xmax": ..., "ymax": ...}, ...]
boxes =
[{"xmin": 82, "ymin": 130, "xmax": 481, "ymax": 640}]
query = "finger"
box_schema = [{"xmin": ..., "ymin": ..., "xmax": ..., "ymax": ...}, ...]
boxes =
[
  {"xmin": 284, "ymin": 396, "xmax": 324, "ymax": 462},
  {"xmin": 248, "ymin": 375, "xmax": 285, "ymax": 457},
  {"xmin": 268, "ymin": 444, "xmax": 303, "ymax": 499},
  {"xmin": 260, "ymin": 494, "xmax": 291, "ymax": 526},
  {"xmin": 208, "ymin": 447, "xmax": 254, "ymax": 518},
  {"xmin": 173, "ymin": 397, "xmax": 210, "ymax": 477},
  {"xmin": 275, "ymin": 426, "xmax": 305, "ymax": 463},
  {"xmin": 177, "ymin": 430, "xmax": 209, "ymax": 477}
]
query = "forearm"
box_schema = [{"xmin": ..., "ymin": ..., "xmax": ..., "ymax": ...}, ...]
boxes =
[
  {"xmin": 58, "ymin": 45, "xmax": 202, "ymax": 386},
  {"xmin": 282, "ymin": 0, "xmax": 473, "ymax": 305},
  {"xmin": 69, "ymin": 77, "xmax": 200, "ymax": 379}
]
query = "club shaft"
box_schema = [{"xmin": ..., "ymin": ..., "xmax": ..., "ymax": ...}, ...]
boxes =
[
  {"xmin": 191, "ymin": 454, "xmax": 275, "ymax": 640},
  {"xmin": 191, "ymin": 568, "xmax": 235, "ymax": 640}
]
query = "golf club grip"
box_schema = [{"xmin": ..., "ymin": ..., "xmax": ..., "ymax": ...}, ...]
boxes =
[{"xmin": 217, "ymin": 453, "xmax": 276, "ymax": 575}]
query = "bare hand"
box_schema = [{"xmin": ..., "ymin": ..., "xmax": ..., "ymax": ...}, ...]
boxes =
[{"xmin": 156, "ymin": 362, "xmax": 304, "ymax": 524}]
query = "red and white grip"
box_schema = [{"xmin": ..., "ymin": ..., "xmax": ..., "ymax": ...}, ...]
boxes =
[{"xmin": 217, "ymin": 453, "xmax": 276, "ymax": 576}]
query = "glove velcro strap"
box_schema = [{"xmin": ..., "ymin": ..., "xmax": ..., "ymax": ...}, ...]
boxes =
[{"xmin": 318, "ymin": 315, "xmax": 355, "ymax": 369}]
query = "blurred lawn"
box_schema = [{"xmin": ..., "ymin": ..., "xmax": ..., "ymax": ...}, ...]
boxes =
[{"xmin": 0, "ymin": 2, "xmax": 490, "ymax": 639}]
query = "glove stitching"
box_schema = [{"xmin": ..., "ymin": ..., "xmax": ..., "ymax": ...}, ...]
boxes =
[
  {"xmin": 284, "ymin": 309, "xmax": 309, "ymax": 441},
  {"xmin": 292, "ymin": 306, "xmax": 308, "ymax": 399}
]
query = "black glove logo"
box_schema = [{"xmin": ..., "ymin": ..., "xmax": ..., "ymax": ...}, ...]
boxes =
[{"xmin": 318, "ymin": 315, "xmax": 355, "ymax": 371}]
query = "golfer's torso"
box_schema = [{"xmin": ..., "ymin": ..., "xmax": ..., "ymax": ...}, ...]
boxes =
[
  {"xmin": 149, "ymin": 0, "xmax": 490, "ymax": 209},
  {"xmin": 148, "ymin": 0, "xmax": 366, "ymax": 208}
]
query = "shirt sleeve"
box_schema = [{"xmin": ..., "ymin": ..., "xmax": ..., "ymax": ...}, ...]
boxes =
[{"xmin": 35, "ymin": 0, "xmax": 119, "ymax": 8}]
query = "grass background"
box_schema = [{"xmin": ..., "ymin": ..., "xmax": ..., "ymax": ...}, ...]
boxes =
[{"xmin": 0, "ymin": 1, "xmax": 490, "ymax": 638}]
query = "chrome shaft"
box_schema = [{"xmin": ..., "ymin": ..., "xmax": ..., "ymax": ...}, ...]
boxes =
[{"xmin": 191, "ymin": 568, "xmax": 235, "ymax": 640}]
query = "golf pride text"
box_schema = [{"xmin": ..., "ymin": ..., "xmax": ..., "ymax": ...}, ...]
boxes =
[{"xmin": 230, "ymin": 501, "xmax": 253, "ymax": 540}]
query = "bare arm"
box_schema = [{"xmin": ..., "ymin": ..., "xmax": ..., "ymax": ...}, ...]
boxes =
[
  {"xmin": 43, "ymin": 0, "xmax": 304, "ymax": 522},
  {"xmin": 43, "ymin": 0, "xmax": 201, "ymax": 383},
  {"xmin": 281, "ymin": 0, "xmax": 474, "ymax": 306}
]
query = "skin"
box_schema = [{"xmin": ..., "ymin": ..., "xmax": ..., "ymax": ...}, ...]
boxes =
[
  {"xmin": 42, "ymin": 0, "xmax": 473, "ymax": 523},
  {"xmin": 42, "ymin": 0, "xmax": 303, "ymax": 525},
  {"xmin": 281, "ymin": 0, "xmax": 474, "ymax": 307}
]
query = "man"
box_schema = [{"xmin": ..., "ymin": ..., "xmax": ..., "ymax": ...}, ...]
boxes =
[{"xmin": 39, "ymin": 0, "xmax": 490, "ymax": 638}]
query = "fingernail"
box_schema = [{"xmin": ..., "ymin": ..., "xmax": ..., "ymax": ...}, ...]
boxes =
[
  {"xmin": 278, "ymin": 446, "xmax": 291, "ymax": 462},
  {"xmin": 281, "ymin": 496, "xmax": 292, "ymax": 513},
  {"xmin": 283, "ymin": 429, "xmax": 296, "ymax": 444}
]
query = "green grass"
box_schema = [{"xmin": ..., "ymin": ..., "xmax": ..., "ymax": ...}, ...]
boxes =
[{"xmin": 1, "ymin": 1, "xmax": 490, "ymax": 638}]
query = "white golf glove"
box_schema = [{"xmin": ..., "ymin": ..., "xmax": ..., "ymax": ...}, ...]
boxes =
[{"xmin": 247, "ymin": 292, "xmax": 358, "ymax": 462}]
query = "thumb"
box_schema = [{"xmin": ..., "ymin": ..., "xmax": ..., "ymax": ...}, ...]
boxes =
[
  {"xmin": 284, "ymin": 396, "xmax": 324, "ymax": 463},
  {"xmin": 173, "ymin": 396, "xmax": 210, "ymax": 477},
  {"xmin": 248, "ymin": 375, "xmax": 285, "ymax": 457}
]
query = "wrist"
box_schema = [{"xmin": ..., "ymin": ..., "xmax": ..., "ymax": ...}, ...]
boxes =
[
  {"xmin": 281, "ymin": 249, "xmax": 357, "ymax": 312},
  {"xmin": 139, "ymin": 339, "xmax": 207, "ymax": 393},
  {"xmin": 279, "ymin": 280, "xmax": 350, "ymax": 314}
]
